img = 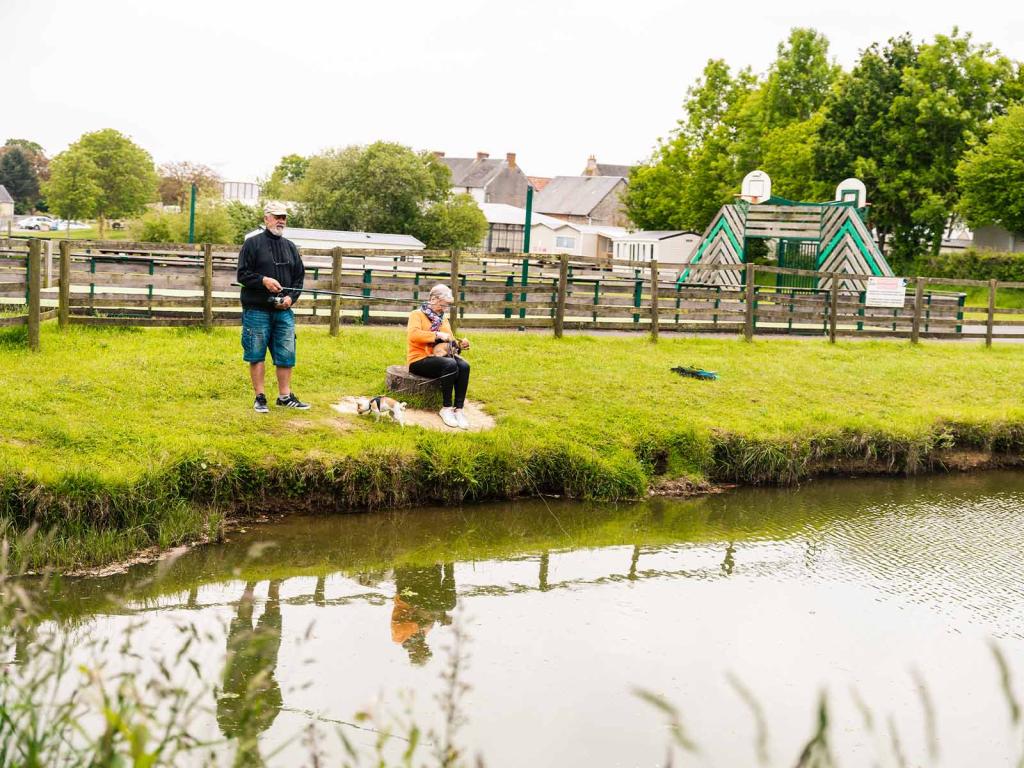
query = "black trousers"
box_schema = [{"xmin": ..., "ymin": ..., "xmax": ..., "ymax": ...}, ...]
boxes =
[{"xmin": 409, "ymin": 355, "xmax": 471, "ymax": 408}]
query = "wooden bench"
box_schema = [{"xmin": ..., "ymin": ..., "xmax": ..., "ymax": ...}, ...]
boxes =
[{"xmin": 385, "ymin": 364, "xmax": 443, "ymax": 406}]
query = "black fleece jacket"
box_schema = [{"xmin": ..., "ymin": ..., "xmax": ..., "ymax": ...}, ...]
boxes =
[{"xmin": 236, "ymin": 229, "xmax": 305, "ymax": 310}]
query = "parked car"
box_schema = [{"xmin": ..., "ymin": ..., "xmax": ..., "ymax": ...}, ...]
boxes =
[
  {"xmin": 16, "ymin": 215, "xmax": 56, "ymax": 231},
  {"xmin": 50, "ymin": 219, "xmax": 90, "ymax": 231}
]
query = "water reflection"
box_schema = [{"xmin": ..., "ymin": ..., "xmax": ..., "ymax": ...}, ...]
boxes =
[
  {"xmin": 391, "ymin": 564, "xmax": 457, "ymax": 665},
  {"xmin": 216, "ymin": 581, "xmax": 283, "ymax": 767},
  {"xmin": 13, "ymin": 471, "xmax": 1024, "ymax": 766}
]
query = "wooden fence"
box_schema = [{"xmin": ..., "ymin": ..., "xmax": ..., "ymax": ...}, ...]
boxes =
[{"xmin": 4, "ymin": 237, "xmax": 1024, "ymax": 350}]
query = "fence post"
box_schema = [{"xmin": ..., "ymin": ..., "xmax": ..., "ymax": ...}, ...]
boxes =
[
  {"xmin": 911, "ymin": 277, "xmax": 926, "ymax": 344},
  {"xmin": 330, "ymin": 247, "xmax": 342, "ymax": 336},
  {"xmin": 649, "ymin": 259, "xmax": 659, "ymax": 342},
  {"xmin": 743, "ymin": 262, "xmax": 755, "ymax": 341},
  {"xmin": 44, "ymin": 239, "xmax": 54, "ymax": 288},
  {"xmin": 554, "ymin": 254, "xmax": 568, "ymax": 338},
  {"xmin": 519, "ymin": 257, "xmax": 529, "ymax": 321},
  {"xmin": 449, "ymin": 249, "xmax": 460, "ymax": 336},
  {"xmin": 828, "ymin": 273, "xmax": 838, "ymax": 344},
  {"xmin": 203, "ymin": 243, "xmax": 213, "ymax": 330},
  {"xmin": 58, "ymin": 239, "xmax": 71, "ymax": 329},
  {"xmin": 27, "ymin": 239, "xmax": 41, "ymax": 351},
  {"xmin": 986, "ymin": 278, "xmax": 996, "ymax": 347}
]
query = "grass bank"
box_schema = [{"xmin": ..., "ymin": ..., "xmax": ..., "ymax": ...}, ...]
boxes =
[{"xmin": 3, "ymin": 323, "xmax": 1024, "ymax": 569}]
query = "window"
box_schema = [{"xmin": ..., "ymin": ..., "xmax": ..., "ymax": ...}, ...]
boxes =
[
  {"xmin": 486, "ymin": 223, "xmax": 524, "ymax": 253},
  {"xmin": 555, "ymin": 236, "xmax": 576, "ymax": 250}
]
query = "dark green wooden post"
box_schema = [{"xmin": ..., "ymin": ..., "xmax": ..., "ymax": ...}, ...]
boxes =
[
  {"xmin": 519, "ymin": 258, "xmax": 529, "ymax": 320},
  {"xmin": 361, "ymin": 269, "xmax": 372, "ymax": 324}
]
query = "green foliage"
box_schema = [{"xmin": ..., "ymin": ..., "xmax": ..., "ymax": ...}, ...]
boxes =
[
  {"xmin": 301, "ymin": 141, "xmax": 451, "ymax": 235},
  {"xmin": 914, "ymin": 247, "xmax": 1024, "ymax": 282},
  {"xmin": 43, "ymin": 151, "xmax": 101, "ymax": 222},
  {"xmin": 624, "ymin": 28, "xmax": 837, "ymax": 232},
  {"xmin": 71, "ymin": 129, "xmax": 159, "ymax": 232},
  {"xmin": 260, "ymin": 153, "xmax": 309, "ymax": 199},
  {"xmin": 0, "ymin": 147, "xmax": 39, "ymax": 207},
  {"xmin": 418, "ymin": 193, "xmax": 488, "ymax": 250},
  {"xmin": 818, "ymin": 31, "xmax": 1024, "ymax": 269},
  {"xmin": 223, "ymin": 200, "xmax": 264, "ymax": 244},
  {"xmin": 129, "ymin": 201, "xmax": 235, "ymax": 244},
  {"xmin": 957, "ymin": 104, "xmax": 1024, "ymax": 234},
  {"xmin": 760, "ymin": 28, "xmax": 840, "ymax": 129}
]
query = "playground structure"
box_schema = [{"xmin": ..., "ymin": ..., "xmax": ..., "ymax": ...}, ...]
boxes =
[{"xmin": 681, "ymin": 171, "xmax": 894, "ymax": 291}]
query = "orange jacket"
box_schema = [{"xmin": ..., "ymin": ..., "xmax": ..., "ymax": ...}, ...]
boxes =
[{"xmin": 407, "ymin": 310, "xmax": 453, "ymax": 365}]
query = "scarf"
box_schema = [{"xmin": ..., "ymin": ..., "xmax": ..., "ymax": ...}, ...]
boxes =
[{"xmin": 420, "ymin": 303, "xmax": 444, "ymax": 332}]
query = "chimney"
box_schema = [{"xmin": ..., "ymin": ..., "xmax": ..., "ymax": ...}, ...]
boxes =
[
  {"xmin": 432, "ymin": 150, "xmax": 445, "ymax": 159},
  {"xmin": 585, "ymin": 154, "xmax": 597, "ymax": 176},
  {"xmin": 506, "ymin": 152, "xmax": 517, "ymax": 169},
  {"xmin": 476, "ymin": 151, "xmax": 489, "ymax": 161}
]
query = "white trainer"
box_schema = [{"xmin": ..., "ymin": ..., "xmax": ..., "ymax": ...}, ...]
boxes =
[
  {"xmin": 454, "ymin": 410, "xmax": 469, "ymax": 430},
  {"xmin": 439, "ymin": 407, "xmax": 460, "ymax": 428}
]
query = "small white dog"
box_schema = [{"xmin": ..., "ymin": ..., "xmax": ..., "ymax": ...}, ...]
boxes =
[{"xmin": 356, "ymin": 396, "xmax": 407, "ymax": 427}]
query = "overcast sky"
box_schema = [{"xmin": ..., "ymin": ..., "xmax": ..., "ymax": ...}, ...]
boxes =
[{"xmin": 4, "ymin": 0, "xmax": 1022, "ymax": 183}]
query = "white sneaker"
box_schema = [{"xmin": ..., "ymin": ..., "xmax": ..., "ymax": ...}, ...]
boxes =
[
  {"xmin": 454, "ymin": 410, "xmax": 469, "ymax": 430},
  {"xmin": 439, "ymin": 407, "xmax": 460, "ymax": 428}
]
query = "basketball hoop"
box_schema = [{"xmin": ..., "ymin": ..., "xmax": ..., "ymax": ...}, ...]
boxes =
[{"xmin": 740, "ymin": 170, "xmax": 771, "ymax": 204}]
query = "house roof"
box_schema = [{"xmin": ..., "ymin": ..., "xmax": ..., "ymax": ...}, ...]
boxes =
[
  {"xmin": 592, "ymin": 164, "xmax": 632, "ymax": 178},
  {"xmin": 534, "ymin": 176, "xmax": 625, "ymax": 216},
  {"xmin": 246, "ymin": 227, "xmax": 424, "ymax": 249},
  {"xmin": 0, "ymin": 185, "xmax": 13, "ymax": 204},
  {"xmin": 616, "ymin": 230, "xmax": 698, "ymax": 241},
  {"xmin": 528, "ymin": 176, "xmax": 552, "ymax": 192},
  {"xmin": 441, "ymin": 157, "xmax": 506, "ymax": 189},
  {"xmin": 480, "ymin": 202, "xmax": 562, "ymax": 228},
  {"xmin": 531, "ymin": 220, "xmax": 627, "ymax": 238}
]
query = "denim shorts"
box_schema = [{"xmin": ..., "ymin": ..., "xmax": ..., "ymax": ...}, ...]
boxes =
[{"xmin": 241, "ymin": 308, "xmax": 296, "ymax": 367}]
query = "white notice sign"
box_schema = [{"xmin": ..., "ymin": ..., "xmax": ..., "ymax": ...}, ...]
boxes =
[{"xmin": 865, "ymin": 276, "xmax": 908, "ymax": 308}]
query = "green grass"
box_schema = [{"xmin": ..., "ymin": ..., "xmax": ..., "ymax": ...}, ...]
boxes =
[
  {"xmin": 3, "ymin": 322, "xmax": 1024, "ymax": 569},
  {"xmin": 8, "ymin": 228, "xmax": 130, "ymax": 240}
]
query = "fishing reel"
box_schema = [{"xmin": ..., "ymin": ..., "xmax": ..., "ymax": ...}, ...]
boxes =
[{"xmin": 267, "ymin": 294, "xmax": 288, "ymax": 307}]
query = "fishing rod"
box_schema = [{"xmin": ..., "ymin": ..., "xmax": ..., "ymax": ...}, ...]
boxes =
[{"xmin": 230, "ymin": 282, "xmax": 405, "ymax": 303}]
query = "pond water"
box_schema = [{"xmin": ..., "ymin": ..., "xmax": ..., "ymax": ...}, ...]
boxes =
[{"xmin": 21, "ymin": 471, "xmax": 1024, "ymax": 766}]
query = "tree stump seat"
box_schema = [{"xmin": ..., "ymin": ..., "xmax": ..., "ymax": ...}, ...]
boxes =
[{"xmin": 385, "ymin": 364, "xmax": 443, "ymax": 406}]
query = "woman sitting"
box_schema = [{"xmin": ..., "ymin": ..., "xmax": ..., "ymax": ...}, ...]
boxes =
[{"xmin": 407, "ymin": 284, "xmax": 472, "ymax": 429}]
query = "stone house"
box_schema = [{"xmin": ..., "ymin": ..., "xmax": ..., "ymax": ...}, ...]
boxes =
[
  {"xmin": 533, "ymin": 175, "xmax": 630, "ymax": 227},
  {"xmin": 0, "ymin": 185, "xmax": 14, "ymax": 224},
  {"xmin": 436, "ymin": 151, "xmax": 530, "ymax": 208}
]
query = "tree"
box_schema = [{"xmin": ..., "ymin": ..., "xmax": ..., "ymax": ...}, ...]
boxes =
[
  {"xmin": 417, "ymin": 194, "xmax": 488, "ymax": 250},
  {"xmin": 44, "ymin": 150, "xmax": 101, "ymax": 226},
  {"xmin": 624, "ymin": 29, "xmax": 837, "ymax": 232},
  {"xmin": 957, "ymin": 104, "xmax": 1024, "ymax": 234},
  {"xmin": 817, "ymin": 31, "xmax": 1024, "ymax": 266},
  {"xmin": 223, "ymin": 201, "xmax": 265, "ymax": 244},
  {"xmin": 158, "ymin": 161, "xmax": 222, "ymax": 208},
  {"xmin": 0, "ymin": 148, "xmax": 40, "ymax": 213},
  {"xmin": 260, "ymin": 154, "xmax": 309, "ymax": 199},
  {"xmin": 761, "ymin": 28, "xmax": 840, "ymax": 129},
  {"xmin": 71, "ymin": 129, "xmax": 158, "ymax": 237},
  {"xmin": 301, "ymin": 142, "xmax": 450, "ymax": 234},
  {"xmin": 2, "ymin": 139, "xmax": 49, "ymax": 181}
]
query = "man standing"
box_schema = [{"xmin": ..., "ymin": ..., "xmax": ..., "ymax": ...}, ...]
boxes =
[{"xmin": 237, "ymin": 201, "xmax": 310, "ymax": 412}]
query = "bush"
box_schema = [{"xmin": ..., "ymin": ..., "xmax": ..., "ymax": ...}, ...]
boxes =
[
  {"xmin": 913, "ymin": 248, "xmax": 1024, "ymax": 282},
  {"xmin": 130, "ymin": 200, "xmax": 235, "ymax": 244}
]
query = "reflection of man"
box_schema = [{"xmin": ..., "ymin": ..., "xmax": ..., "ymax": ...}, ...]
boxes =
[
  {"xmin": 390, "ymin": 563, "xmax": 457, "ymax": 665},
  {"xmin": 217, "ymin": 580, "xmax": 283, "ymax": 767}
]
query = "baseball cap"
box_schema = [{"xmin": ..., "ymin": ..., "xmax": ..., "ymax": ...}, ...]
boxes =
[{"xmin": 263, "ymin": 201, "xmax": 288, "ymax": 216}]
